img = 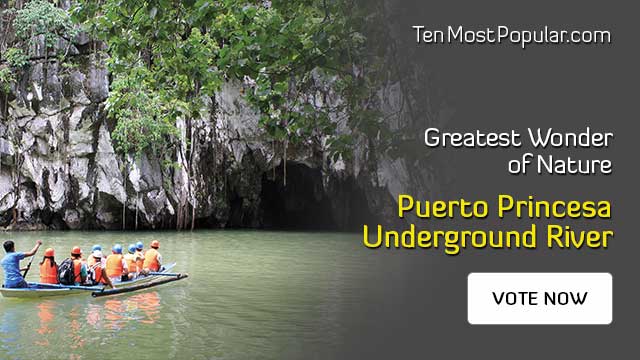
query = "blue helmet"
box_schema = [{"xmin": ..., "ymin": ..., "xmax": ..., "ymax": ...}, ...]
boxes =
[
  {"xmin": 92, "ymin": 244, "xmax": 102, "ymax": 252},
  {"xmin": 135, "ymin": 241, "xmax": 144, "ymax": 250},
  {"xmin": 128, "ymin": 244, "xmax": 136, "ymax": 254},
  {"xmin": 112, "ymin": 244, "xmax": 123, "ymax": 254}
]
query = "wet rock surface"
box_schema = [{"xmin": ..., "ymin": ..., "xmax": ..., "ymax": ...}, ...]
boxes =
[{"xmin": 0, "ymin": 20, "xmax": 442, "ymax": 232}]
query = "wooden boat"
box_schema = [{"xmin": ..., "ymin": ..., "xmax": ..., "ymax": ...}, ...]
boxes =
[{"xmin": 1, "ymin": 263, "xmax": 180, "ymax": 299}]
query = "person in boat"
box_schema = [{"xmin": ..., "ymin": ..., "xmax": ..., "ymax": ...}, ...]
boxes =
[
  {"xmin": 135, "ymin": 241, "xmax": 145, "ymax": 271},
  {"xmin": 142, "ymin": 240, "xmax": 162, "ymax": 272},
  {"xmin": 39, "ymin": 248, "xmax": 58, "ymax": 284},
  {"xmin": 1, "ymin": 240, "xmax": 42, "ymax": 288},
  {"xmin": 123, "ymin": 244, "xmax": 141, "ymax": 279},
  {"xmin": 106, "ymin": 244, "xmax": 129, "ymax": 282},
  {"xmin": 87, "ymin": 244, "xmax": 105, "ymax": 267},
  {"xmin": 70, "ymin": 246, "xmax": 88, "ymax": 285},
  {"xmin": 86, "ymin": 250, "xmax": 115, "ymax": 289}
]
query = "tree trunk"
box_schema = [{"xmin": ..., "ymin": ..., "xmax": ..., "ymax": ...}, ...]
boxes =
[
  {"xmin": 190, "ymin": 202, "xmax": 195, "ymax": 231},
  {"xmin": 11, "ymin": 156, "xmax": 21, "ymax": 225},
  {"xmin": 176, "ymin": 118, "xmax": 190, "ymax": 231},
  {"xmin": 189, "ymin": 121, "xmax": 196, "ymax": 231},
  {"xmin": 176, "ymin": 198, "xmax": 184, "ymax": 230},
  {"xmin": 135, "ymin": 191, "xmax": 139, "ymax": 230},
  {"xmin": 122, "ymin": 161, "xmax": 127, "ymax": 230},
  {"xmin": 0, "ymin": 93, "xmax": 6, "ymax": 176},
  {"xmin": 283, "ymin": 139, "xmax": 287, "ymax": 187}
]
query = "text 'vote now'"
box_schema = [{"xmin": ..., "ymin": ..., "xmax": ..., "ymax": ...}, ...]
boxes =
[{"xmin": 493, "ymin": 291, "xmax": 588, "ymax": 306}]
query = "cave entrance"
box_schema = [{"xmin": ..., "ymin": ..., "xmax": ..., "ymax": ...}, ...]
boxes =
[{"xmin": 260, "ymin": 162, "xmax": 374, "ymax": 231}]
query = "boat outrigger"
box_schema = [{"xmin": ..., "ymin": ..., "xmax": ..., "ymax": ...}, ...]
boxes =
[{"xmin": 0, "ymin": 263, "xmax": 188, "ymax": 299}]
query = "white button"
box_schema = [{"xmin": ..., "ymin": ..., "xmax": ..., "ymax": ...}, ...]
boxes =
[{"xmin": 468, "ymin": 273, "xmax": 612, "ymax": 325}]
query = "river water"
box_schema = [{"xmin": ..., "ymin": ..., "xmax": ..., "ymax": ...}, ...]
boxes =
[{"xmin": 0, "ymin": 230, "xmax": 375, "ymax": 359}]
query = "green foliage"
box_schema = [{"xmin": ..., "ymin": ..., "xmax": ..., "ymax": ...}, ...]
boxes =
[
  {"xmin": 1, "ymin": 1, "xmax": 389, "ymax": 161},
  {"xmin": 13, "ymin": 0, "xmax": 78, "ymax": 55},
  {"xmin": 210, "ymin": 1, "xmax": 372, "ymax": 154},
  {"xmin": 0, "ymin": 47, "xmax": 25, "ymax": 96},
  {"xmin": 107, "ymin": 67, "xmax": 177, "ymax": 157},
  {"xmin": 4, "ymin": 47, "xmax": 28, "ymax": 68},
  {"xmin": 60, "ymin": 60, "xmax": 78, "ymax": 70},
  {"xmin": 71, "ymin": 0, "xmax": 381, "ymax": 160},
  {"xmin": 0, "ymin": 67, "xmax": 15, "ymax": 94}
]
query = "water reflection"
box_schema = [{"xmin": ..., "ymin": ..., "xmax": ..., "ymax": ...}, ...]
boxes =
[
  {"xmin": 131, "ymin": 292, "xmax": 161, "ymax": 325},
  {"xmin": 100, "ymin": 291, "xmax": 162, "ymax": 330},
  {"xmin": 70, "ymin": 305, "xmax": 86, "ymax": 350},
  {"xmin": 36, "ymin": 301, "xmax": 55, "ymax": 346},
  {"xmin": 104, "ymin": 299, "xmax": 126, "ymax": 329},
  {"xmin": 26, "ymin": 291, "xmax": 162, "ymax": 356},
  {"xmin": 86, "ymin": 303, "xmax": 102, "ymax": 328}
]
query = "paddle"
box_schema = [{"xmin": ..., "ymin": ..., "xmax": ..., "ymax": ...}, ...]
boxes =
[
  {"xmin": 148, "ymin": 272, "xmax": 183, "ymax": 277},
  {"xmin": 22, "ymin": 247, "xmax": 38, "ymax": 279}
]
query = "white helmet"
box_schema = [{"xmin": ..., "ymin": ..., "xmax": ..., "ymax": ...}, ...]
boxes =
[{"xmin": 92, "ymin": 250, "xmax": 103, "ymax": 258}]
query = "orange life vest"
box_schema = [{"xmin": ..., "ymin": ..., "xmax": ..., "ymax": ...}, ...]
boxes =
[
  {"xmin": 143, "ymin": 248, "xmax": 160, "ymax": 272},
  {"xmin": 124, "ymin": 254, "xmax": 138, "ymax": 273},
  {"xmin": 90, "ymin": 264, "xmax": 108, "ymax": 285},
  {"xmin": 72, "ymin": 259, "xmax": 83, "ymax": 283},
  {"xmin": 106, "ymin": 254, "xmax": 124, "ymax": 278},
  {"xmin": 135, "ymin": 250, "xmax": 144, "ymax": 270},
  {"xmin": 39, "ymin": 259, "xmax": 58, "ymax": 284}
]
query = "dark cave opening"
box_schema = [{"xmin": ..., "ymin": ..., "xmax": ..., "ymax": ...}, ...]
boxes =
[
  {"xmin": 38, "ymin": 208, "xmax": 67, "ymax": 230},
  {"xmin": 260, "ymin": 162, "xmax": 375, "ymax": 231}
]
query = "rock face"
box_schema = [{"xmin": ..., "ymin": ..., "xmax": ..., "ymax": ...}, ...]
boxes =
[{"xmin": 0, "ymin": 14, "xmax": 443, "ymax": 232}]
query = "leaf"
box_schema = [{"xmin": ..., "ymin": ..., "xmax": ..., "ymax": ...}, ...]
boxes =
[{"xmin": 199, "ymin": 1, "xmax": 210, "ymax": 12}]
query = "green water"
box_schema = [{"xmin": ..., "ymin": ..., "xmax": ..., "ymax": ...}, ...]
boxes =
[{"xmin": 0, "ymin": 231, "xmax": 372, "ymax": 359}]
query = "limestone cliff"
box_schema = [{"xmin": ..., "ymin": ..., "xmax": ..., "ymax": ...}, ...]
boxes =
[{"xmin": 0, "ymin": 3, "xmax": 445, "ymax": 231}]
